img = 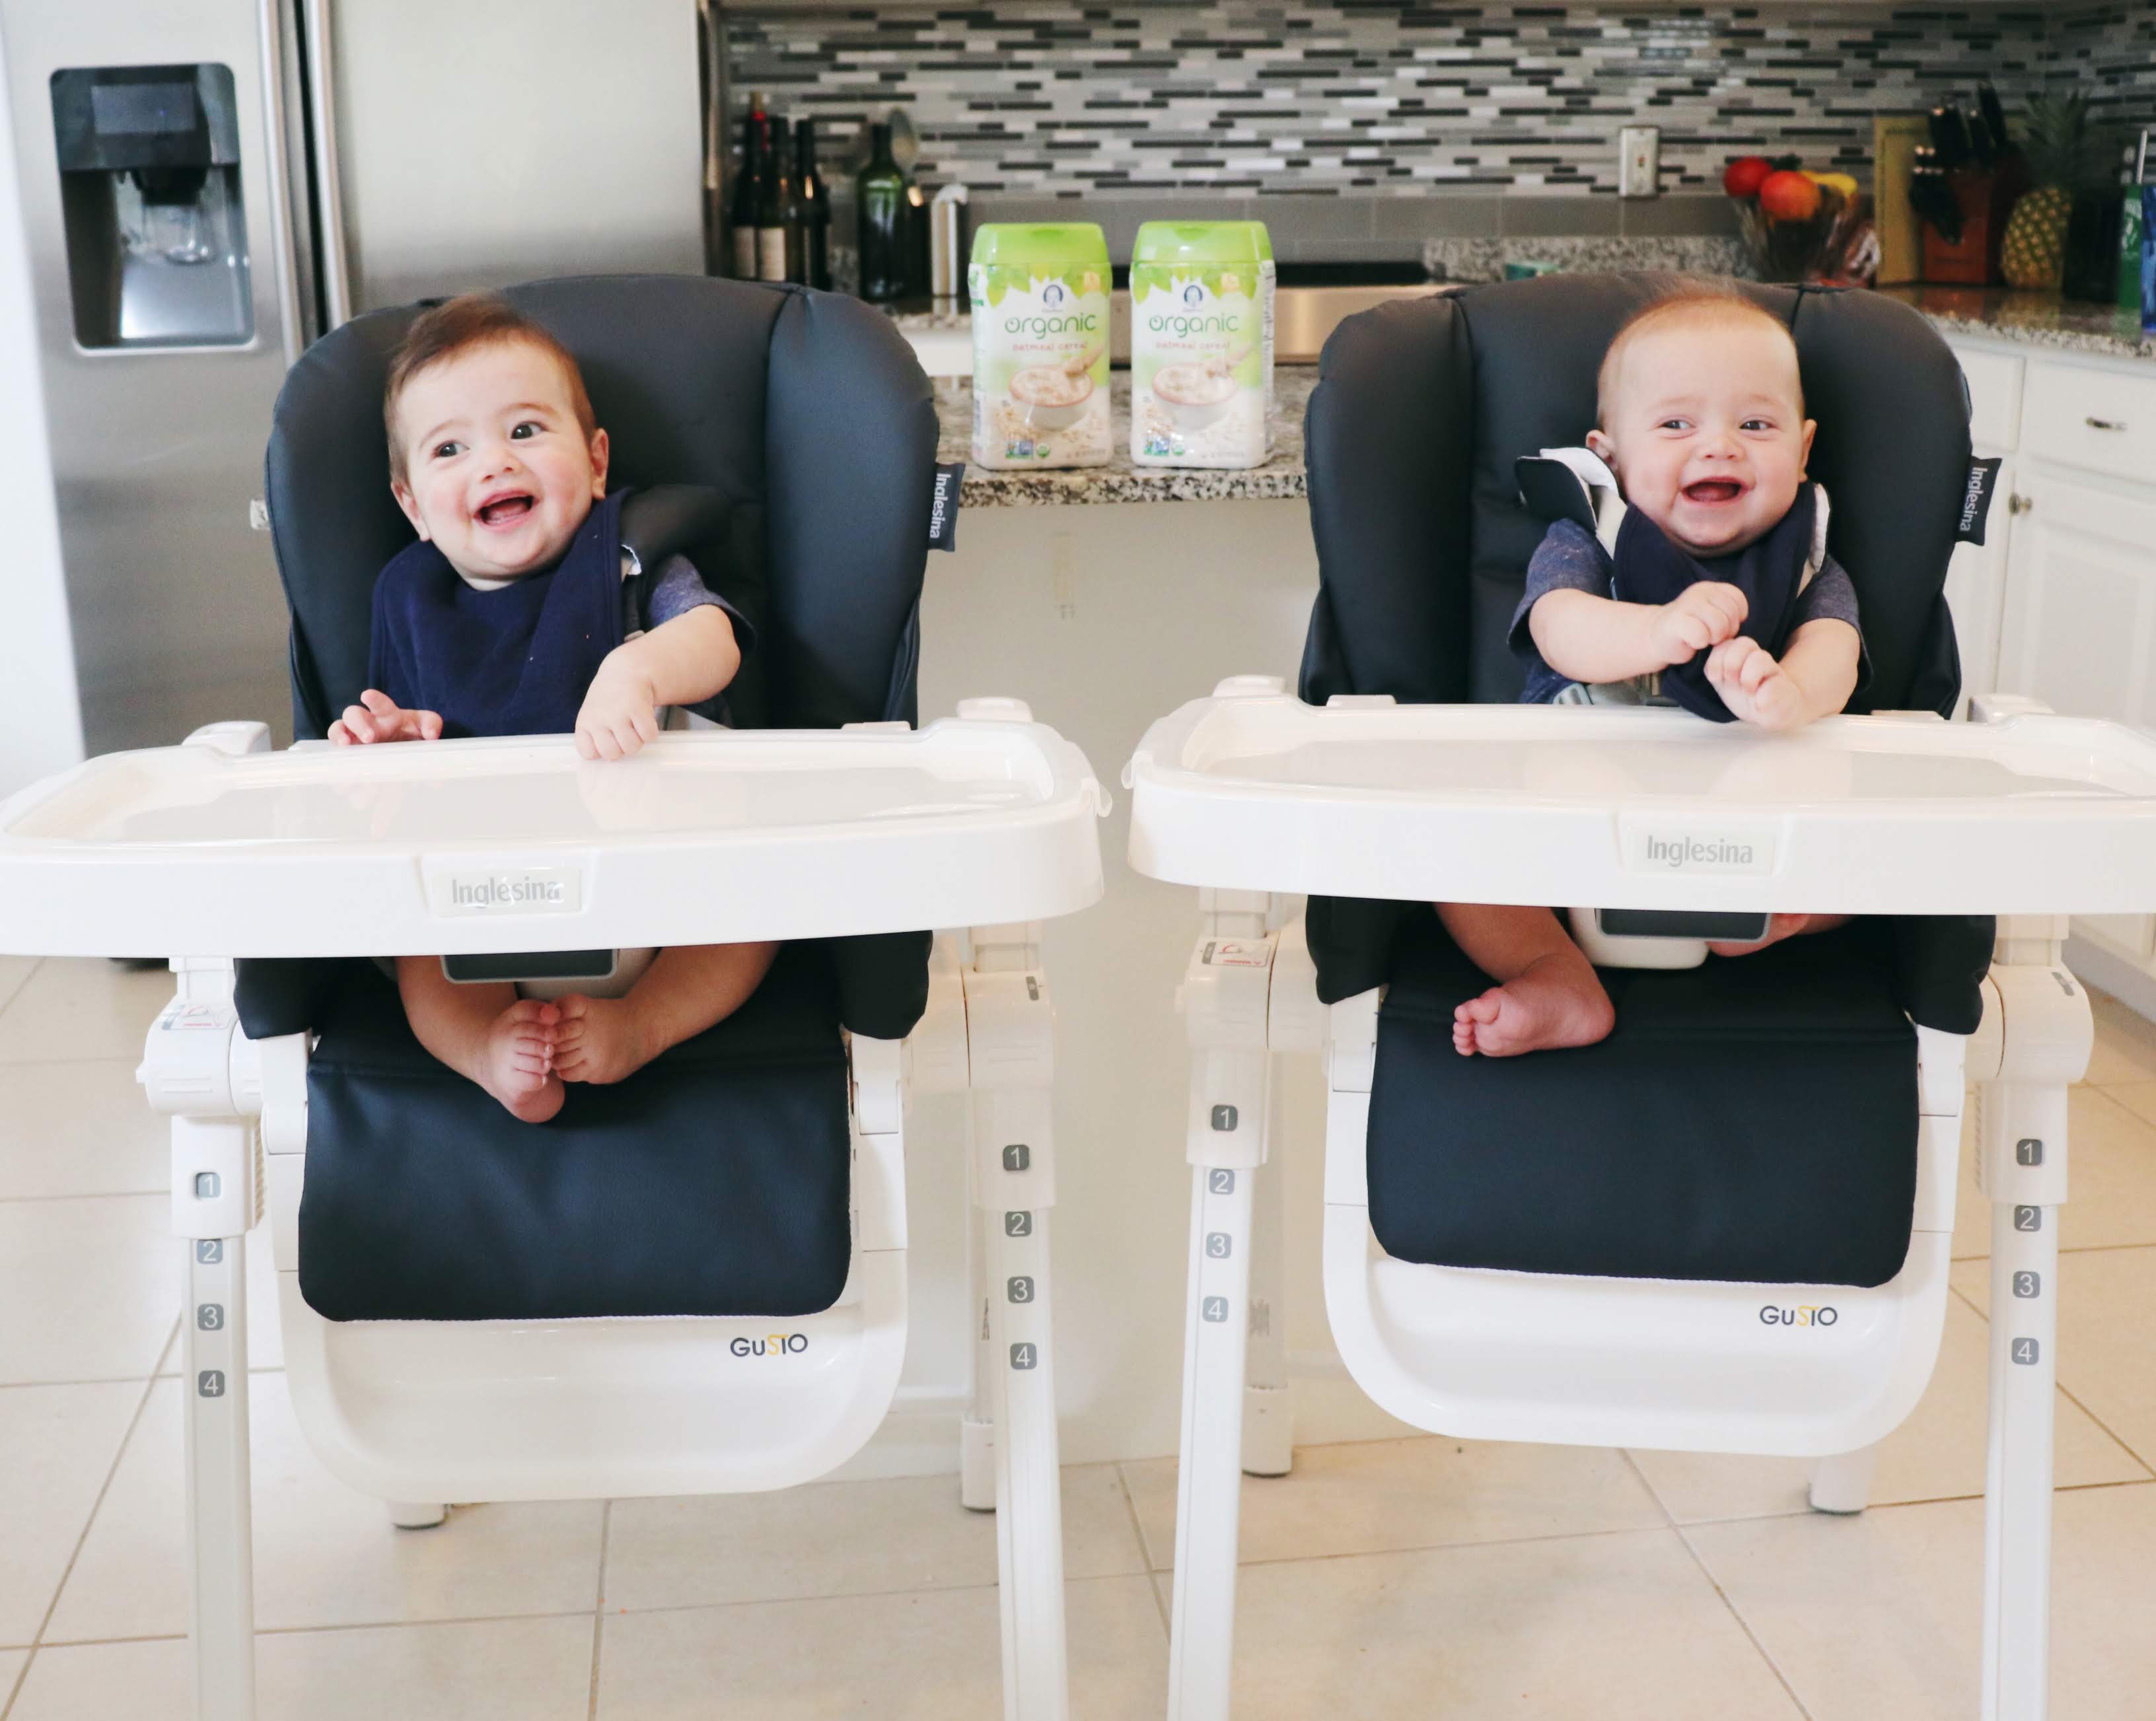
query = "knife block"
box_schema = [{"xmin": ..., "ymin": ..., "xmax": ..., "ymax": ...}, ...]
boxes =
[{"xmin": 1922, "ymin": 165, "xmax": 2028, "ymax": 286}]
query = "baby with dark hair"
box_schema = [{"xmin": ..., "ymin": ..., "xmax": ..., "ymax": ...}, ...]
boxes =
[
  {"xmin": 333, "ymin": 293, "xmax": 773, "ymax": 1121},
  {"xmin": 1444, "ymin": 285, "xmax": 1863, "ymax": 1059}
]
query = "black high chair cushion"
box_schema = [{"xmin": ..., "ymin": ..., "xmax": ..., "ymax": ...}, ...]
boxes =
[
  {"xmin": 1367, "ymin": 915, "xmax": 1918, "ymax": 1287},
  {"xmin": 234, "ymin": 277, "xmax": 939, "ymax": 1323},
  {"xmin": 1296, "ymin": 275, "xmax": 1995, "ymax": 1289},
  {"xmin": 295, "ymin": 942, "xmax": 851, "ymax": 1321}
]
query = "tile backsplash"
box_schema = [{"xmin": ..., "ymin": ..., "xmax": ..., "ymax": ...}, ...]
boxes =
[{"xmin": 725, "ymin": 3, "xmax": 2153, "ymax": 205}]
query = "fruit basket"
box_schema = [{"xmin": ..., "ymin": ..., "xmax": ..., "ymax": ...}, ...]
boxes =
[{"xmin": 1723, "ymin": 156, "xmax": 1876, "ymax": 285}]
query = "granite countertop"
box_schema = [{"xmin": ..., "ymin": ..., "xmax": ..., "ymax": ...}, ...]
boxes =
[
  {"xmin": 939, "ymin": 372, "xmax": 1312, "ymax": 507},
  {"xmin": 1876, "ymin": 285, "xmax": 2153, "ymax": 363}
]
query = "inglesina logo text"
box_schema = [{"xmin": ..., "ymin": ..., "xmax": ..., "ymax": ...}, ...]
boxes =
[
  {"xmin": 1760, "ymin": 1304, "xmax": 1838, "ymax": 1327},
  {"xmin": 449, "ymin": 874, "xmax": 567, "ymax": 908},
  {"xmin": 731, "ymin": 1333, "xmax": 809, "ymax": 1358},
  {"xmin": 1644, "ymin": 833, "xmax": 1756, "ymax": 870}
]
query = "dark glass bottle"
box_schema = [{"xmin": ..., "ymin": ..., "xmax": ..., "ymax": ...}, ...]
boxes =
[
  {"xmin": 730, "ymin": 103, "xmax": 764, "ymax": 280},
  {"xmin": 786, "ymin": 118, "xmax": 831, "ymax": 290},
  {"xmin": 756, "ymin": 117, "xmax": 791, "ymax": 283},
  {"xmin": 855, "ymin": 122, "xmax": 908, "ymax": 303}
]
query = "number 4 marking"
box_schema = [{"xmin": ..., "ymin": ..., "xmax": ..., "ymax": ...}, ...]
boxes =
[{"xmin": 2013, "ymin": 1338, "xmax": 2040, "ymax": 1366}]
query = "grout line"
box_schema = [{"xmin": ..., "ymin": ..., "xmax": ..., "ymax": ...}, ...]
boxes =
[
  {"xmin": 1668, "ymin": 1518, "xmax": 1817, "ymax": 1721},
  {"xmin": 2052, "ymin": 1380, "xmax": 2156, "ymax": 1478},
  {"xmin": 1139, "ymin": 1514, "xmax": 1706, "ymax": 1580},
  {"xmin": 4, "ymin": 1317, "xmax": 180, "ymax": 1720},
  {"xmin": 583, "ymin": 1570, "xmax": 1139, "ymax": 1625},
  {"xmin": 0, "ymin": 958, "xmax": 42, "ymax": 1021},
  {"xmin": 589, "ymin": 1500, "xmax": 614, "ymax": 1721},
  {"xmin": 1619, "ymin": 1447, "xmax": 1682, "ymax": 1531},
  {"xmin": 1112, "ymin": 1463, "xmax": 1170, "ymax": 1634},
  {"xmin": 0, "ymin": 1190, "xmax": 174, "ymax": 1208}
]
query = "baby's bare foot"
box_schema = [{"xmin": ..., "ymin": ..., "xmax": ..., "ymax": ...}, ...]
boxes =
[
  {"xmin": 478, "ymin": 999, "xmax": 563, "ymax": 1122},
  {"xmin": 554, "ymin": 994, "xmax": 659, "ymax": 1086},
  {"xmin": 1452, "ymin": 952, "xmax": 1614, "ymax": 1057}
]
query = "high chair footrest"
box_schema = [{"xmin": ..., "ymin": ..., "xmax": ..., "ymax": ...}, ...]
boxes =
[
  {"xmin": 1368, "ymin": 915, "xmax": 1919, "ymax": 1288},
  {"xmin": 297, "ymin": 944, "xmax": 851, "ymax": 1321}
]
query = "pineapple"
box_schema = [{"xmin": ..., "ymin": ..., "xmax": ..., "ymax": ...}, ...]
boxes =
[{"xmin": 2002, "ymin": 93, "xmax": 2103, "ymax": 291}]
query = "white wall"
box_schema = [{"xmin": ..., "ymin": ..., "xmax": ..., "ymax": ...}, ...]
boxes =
[{"xmin": 0, "ymin": 28, "xmax": 85, "ymax": 797}]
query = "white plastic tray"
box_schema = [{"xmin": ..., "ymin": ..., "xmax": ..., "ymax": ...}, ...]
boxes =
[
  {"xmin": 0, "ymin": 720, "xmax": 1108, "ymax": 958},
  {"xmin": 1126, "ymin": 693, "xmax": 2156, "ymax": 915}
]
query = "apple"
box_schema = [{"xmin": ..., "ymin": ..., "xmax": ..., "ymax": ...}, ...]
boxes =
[
  {"xmin": 1758, "ymin": 170, "xmax": 1822, "ymax": 222},
  {"xmin": 1723, "ymin": 157, "xmax": 1774, "ymax": 199}
]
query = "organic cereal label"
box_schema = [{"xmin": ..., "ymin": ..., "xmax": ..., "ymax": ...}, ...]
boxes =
[
  {"xmin": 1130, "ymin": 221, "xmax": 1274, "ymax": 470},
  {"xmin": 968, "ymin": 224, "xmax": 1112, "ymax": 471}
]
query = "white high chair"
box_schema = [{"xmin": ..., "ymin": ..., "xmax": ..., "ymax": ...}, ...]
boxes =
[
  {"xmin": 0, "ymin": 710, "xmax": 1106, "ymax": 1719},
  {"xmin": 0, "ymin": 275, "xmax": 1108, "ymax": 1721},
  {"xmin": 1125, "ymin": 273, "xmax": 2156, "ymax": 1721},
  {"xmin": 1129, "ymin": 686, "xmax": 2153, "ymax": 1720}
]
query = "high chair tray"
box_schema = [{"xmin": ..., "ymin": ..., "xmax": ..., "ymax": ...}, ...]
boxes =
[
  {"xmin": 0, "ymin": 720, "xmax": 1106, "ymax": 958},
  {"xmin": 1126, "ymin": 693, "xmax": 2156, "ymax": 915}
]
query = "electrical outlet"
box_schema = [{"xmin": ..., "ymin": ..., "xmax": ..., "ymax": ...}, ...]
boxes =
[{"xmin": 1619, "ymin": 125, "xmax": 1660, "ymax": 198}]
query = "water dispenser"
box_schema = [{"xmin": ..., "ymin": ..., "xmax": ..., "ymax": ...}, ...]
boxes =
[{"xmin": 50, "ymin": 64, "xmax": 252, "ymax": 347}]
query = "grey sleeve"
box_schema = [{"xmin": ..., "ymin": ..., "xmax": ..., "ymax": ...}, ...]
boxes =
[
  {"xmin": 631, "ymin": 552, "xmax": 756, "ymax": 655},
  {"xmin": 1507, "ymin": 519, "xmax": 1610, "ymax": 660}
]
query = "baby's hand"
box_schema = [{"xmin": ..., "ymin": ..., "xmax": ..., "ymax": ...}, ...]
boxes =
[
  {"xmin": 330, "ymin": 689, "xmax": 443, "ymax": 746},
  {"xmin": 1706, "ymin": 636, "xmax": 1807, "ymax": 730},
  {"xmin": 575, "ymin": 649, "xmax": 663, "ymax": 761},
  {"xmin": 1651, "ymin": 582, "xmax": 1748, "ymax": 667}
]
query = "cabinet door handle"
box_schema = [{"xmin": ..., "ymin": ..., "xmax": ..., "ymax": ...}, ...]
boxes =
[
  {"xmin": 2085, "ymin": 416, "xmax": 2129, "ymax": 432},
  {"xmin": 2008, "ymin": 493, "xmax": 2033, "ymax": 515}
]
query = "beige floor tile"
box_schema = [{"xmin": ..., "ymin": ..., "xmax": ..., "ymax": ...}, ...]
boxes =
[
  {"xmin": 0, "ymin": 1058, "xmax": 168, "ymax": 1202},
  {"xmin": 1950, "ymin": 1086, "xmax": 2156, "ymax": 1259},
  {"xmin": 1688, "ymin": 1485, "xmax": 2156, "ymax": 1721},
  {"xmin": 2085, "ymin": 990, "xmax": 2156, "ymax": 1087},
  {"xmin": 1953, "ymin": 1245, "xmax": 2156, "ymax": 1468},
  {"xmin": 595, "ymin": 1572, "xmax": 1163, "ymax": 1720},
  {"xmin": 0, "ymin": 1195, "xmax": 178, "ymax": 1385},
  {"xmin": 0, "ymin": 1382, "xmax": 142, "ymax": 1648},
  {"xmin": 1120, "ymin": 1432, "xmax": 1666, "ymax": 1572},
  {"xmin": 1215, "ymin": 1527, "xmax": 1799, "ymax": 1720},
  {"xmin": 11, "ymin": 1614, "xmax": 597, "ymax": 1721},
  {"xmin": 1630, "ymin": 1292, "xmax": 2147, "ymax": 1524},
  {"xmin": 47, "ymin": 1374, "xmax": 604, "ymax": 1642},
  {"xmin": 2104, "ymin": 1079, "xmax": 2156, "ymax": 1129},
  {"xmin": 0, "ymin": 960, "xmax": 172, "ymax": 1067},
  {"xmin": 0, "ymin": 956, "xmax": 39, "ymax": 1017},
  {"xmin": 603, "ymin": 1461, "xmax": 1144, "ymax": 1613}
]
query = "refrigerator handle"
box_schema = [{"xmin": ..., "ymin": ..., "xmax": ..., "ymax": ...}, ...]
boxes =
[
  {"xmin": 302, "ymin": 0, "xmax": 354, "ymax": 328},
  {"xmin": 256, "ymin": 0, "xmax": 306, "ymax": 366}
]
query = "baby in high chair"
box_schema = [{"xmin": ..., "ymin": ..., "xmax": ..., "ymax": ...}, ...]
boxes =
[
  {"xmin": 330, "ymin": 293, "xmax": 776, "ymax": 1122},
  {"xmin": 1447, "ymin": 283, "xmax": 1863, "ymax": 1059}
]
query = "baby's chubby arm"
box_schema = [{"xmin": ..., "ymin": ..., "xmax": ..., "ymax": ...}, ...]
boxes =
[
  {"xmin": 576, "ymin": 606, "xmax": 742, "ymax": 761},
  {"xmin": 1705, "ymin": 617, "xmax": 1859, "ymax": 732},
  {"xmin": 1527, "ymin": 581, "xmax": 1750, "ymax": 687}
]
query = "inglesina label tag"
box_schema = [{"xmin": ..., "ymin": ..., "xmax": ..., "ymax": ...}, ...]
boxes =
[
  {"xmin": 1957, "ymin": 457, "xmax": 2002, "ymax": 545},
  {"xmin": 929, "ymin": 462, "xmax": 965, "ymax": 551}
]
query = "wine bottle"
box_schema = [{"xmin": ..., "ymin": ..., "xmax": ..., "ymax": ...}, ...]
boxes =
[
  {"xmin": 856, "ymin": 122, "xmax": 908, "ymax": 303},
  {"xmin": 787, "ymin": 118, "xmax": 830, "ymax": 290},
  {"xmin": 758, "ymin": 116, "xmax": 790, "ymax": 284},
  {"xmin": 730, "ymin": 100, "xmax": 764, "ymax": 280}
]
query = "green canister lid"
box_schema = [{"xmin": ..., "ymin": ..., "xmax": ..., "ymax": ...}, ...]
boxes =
[
  {"xmin": 969, "ymin": 222, "xmax": 1109, "ymax": 270},
  {"xmin": 1131, "ymin": 220, "xmax": 1272, "ymax": 269}
]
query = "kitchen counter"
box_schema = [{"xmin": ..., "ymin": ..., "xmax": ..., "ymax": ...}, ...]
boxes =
[
  {"xmin": 1877, "ymin": 285, "xmax": 2154, "ymax": 363},
  {"xmin": 939, "ymin": 372, "xmax": 1312, "ymax": 506}
]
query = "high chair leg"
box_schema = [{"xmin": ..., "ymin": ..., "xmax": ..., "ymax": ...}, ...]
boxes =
[
  {"xmin": 962, "ymin": 1180, "xmax": 997, "ymax": 1513},
  {"xmin": 962, "ymin": 945, "xmax": 1068, "ymax": 1721},
  {"xmin": 1807, "ymin": 1444, "xmax": 1879, "ymax": 1515},
  {"xmin": 1167, "ymin": 1047, "xmax": 1269, "ymax": 1721},
  {"xmin": 1971, "ymin": 935, "xmax": 2088, "ymax": 1721},
  {"xmin": 177, "ymin": 1125, "xmax": 258, "ymax": 1721},
  {"xmin": 1240, "ymin": 1123, "xmax": 1293, "ymax": 1479}
]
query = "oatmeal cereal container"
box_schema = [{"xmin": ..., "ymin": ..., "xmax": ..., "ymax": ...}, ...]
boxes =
[
  {"xmin": 1130, "ymin": 220, "xmax": 1274, "ymax": 470},
  {"xmin": 968, "ymin": 223, "xmax": 1112, "ymax": 470}
]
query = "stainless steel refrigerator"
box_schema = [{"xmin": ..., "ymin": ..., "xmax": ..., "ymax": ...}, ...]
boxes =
[{"xmin": 2, "ymin": 1, "xmax": 708, "ymax": 755}]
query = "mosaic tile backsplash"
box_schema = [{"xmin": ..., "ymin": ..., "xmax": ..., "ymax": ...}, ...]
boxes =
[{"xmin": 725, "ymin": 3, "xmax": 2154, "ymax": 200}]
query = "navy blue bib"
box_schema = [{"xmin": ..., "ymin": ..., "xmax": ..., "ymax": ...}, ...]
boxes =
[
  {"xmin": 1608, "ymin": 485, "xmax": 1818, "ymax": 724},
  {"xmin": 368, "ymin": 489, "xmax": 627, "ymax": 739}
]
